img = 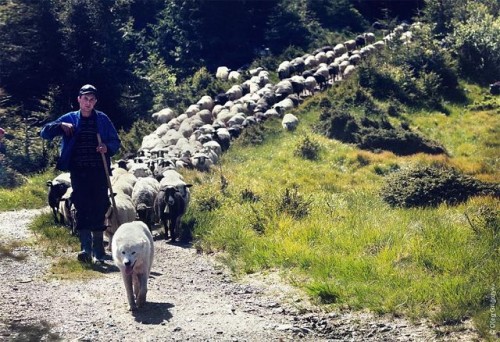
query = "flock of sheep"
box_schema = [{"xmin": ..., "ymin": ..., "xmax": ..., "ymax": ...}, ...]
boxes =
[
  {"xmin": 47, "ymin": 22, "xmax": 419, "ymax": 243},
  {"xmin": 47, "ymin": 166, "xmax": 192, "ymax": 246}
]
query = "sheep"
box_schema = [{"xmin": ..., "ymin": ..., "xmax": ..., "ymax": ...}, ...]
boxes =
[
  {"xmin": 348, "ymin": 54, "xmax": 361, "ymax": 65},
  {"xmin": 58, "ymin": 187, "xmax": 76, "ymax": 234},
  {"xmin": 141, "ymin": 133, "xmax": 162, "ymax": 151},
  {"xmin": 203, "ymin": 140, "xmax": 222, "ymax": 157},
  {"xmin": 277, "ymin": 61, "xmax": 291, "ymax": 79},
  {"xmin": 47, "ymin": 172, "xmax": 71, "ymax": 224},
  {"xmin": 304, "ymin": 76, "xmax": 318, "ymax": 96},
  {"xmin": 129, "ymin": 163, "xmax": 153, "ymax": 178},
  {"xmin": 112, "ymin": 177, "xmax": 134, "ymax": 197},
  {"xmin": 213, "ymin": 128, "xmax": 231, "ymax": 152},
  {"xmin": 185, "ymin": 104, "xmax": 200, "ymax": 118},
  {"xmin": 333, "ymin": 44, "xmax": 347, "ymax": 57},
  {"xmin": 104, "ymin": 193, "xmax": 137, "ymax": 250},
  {"xmin": 154, "ymin": 182, "xmax": 192, "ymax": 242},
  {"xmin": 191, "ymin": 152, "xmax": 214, "ymax": 172},
  {"xmin": 315, "ymin": 51, "xmax": 328, "ymax": 64},
  {"xmin": 373, "ymin": 40, "xmax": 386, "ymax": 50},
  {"xmin": 249, "ymin": 66, "xmax": 264, "ymax": 76},
  {"xmin": 275, "ymin": 80, "xmax": 294, "ymax": 100},
  {"xmin": 282, "ymin": 113, "xmax": 299, "ymax": 131},
  {"xmin": 290, "ymin": 57, "xmax": 305, "ymax": 75},
  {"xmin": 131, "ymin": 177, "xmax": 160, "ymax": 231},
  {"xmin": 339, "ymin": 60, "xmax": 350, "ymax": 75},
  {"xmin": 273, "ymin": 98, "xmax": 295, "ymax": 115},
  {"xmin": 228, "ymin": 70, "xmax": 241, "ymax": 81},
  {"xmin": 489, "ymin": 81, "xmax": 500, "ymax": 95},
  {"xmin": 152, "ymin": 108, "xmax": 176, "ymax": 124},
  {"xmin": 304, "ymin": 55, "xmax": 319, "ymax": 69},
  {"xmin": 196, "ymin": 95, "xmax": 214, "ymax": 111},
  {"xmin": 344, "ymin": 39, "xmax": 357, "ymax": 51},
  {"xmin": 343, "ymin": 65, "xmax": 356, "ymax": 78},
  {"xmin": 226, "ymin": 85, "xmax": 243, "ymax": 101},
  {"xmin": 355, "ymin": 35, "xmax": 366, "ymax": 48},
  {"xmin": 216, "ymin": 66, "xmax": 230, "ymax": 80},
  {"xmin": 328, "ymin": 62, "xmax": 340, "ymax": 82},
  {"xmin": 290, "ymin": 75, "xmax": 306, "ymax": 97},
  {"xmin": 364, "ymin": 32, "xmax": 376, "ymax": 44},
  {"xmin": 313, "ymin": 73, "xmax": 328, "ymax": 91}
]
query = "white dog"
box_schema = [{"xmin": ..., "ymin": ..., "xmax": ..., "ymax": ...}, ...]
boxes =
[{"xmin": 111, "ymin": 221, "xmax": 154, "ymax": 311}]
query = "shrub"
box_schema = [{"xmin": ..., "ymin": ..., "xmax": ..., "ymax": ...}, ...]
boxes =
[
  {"xmin": 238, "ymin": 125, "xmax": 266, "ymax": 146},
  {"xmin": 294, "ymin": 135, "xmax": 321, "ymax": 161},
  {"xmin": 380, "ymin": 165, "xmax": 499, "ymax": 208},
  {"xmin": 0, "ymin": 156, "xmax": 25, "ymax": 188},
  {"xmin": 450, "ymin": 3, "xmax": 500, "ymax": 83},
  {"xmin": 320, "ymin": 109, "xmax": 447, "ymax": 156},
  {"xmin": 276, "ymin": 186, "xmax": 312, "ymax": 219},
  {"xmin": 358, "ymin": 24, "xmax": 460, "ymax": 107}
]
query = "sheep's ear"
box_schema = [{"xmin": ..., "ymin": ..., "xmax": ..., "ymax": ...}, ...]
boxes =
[
  {"xmin": 47, "ymin": 181, "xmax": 53, "ymax": 186},
  {"xmin": 185, "ymin": 184, "xmax": 193, "ymax": 188}
]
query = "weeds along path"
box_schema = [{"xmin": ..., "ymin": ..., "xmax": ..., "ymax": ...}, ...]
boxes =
[{"xmin": 0, "ymin": 208, "xmax": 479, "ymax": 341}]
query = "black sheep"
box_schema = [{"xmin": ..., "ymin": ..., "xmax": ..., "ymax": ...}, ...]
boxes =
[
  {"xmin": 154, "ymin": 184, "xmax": 192, "ymax": 241},
  {"xmin": 47, "ymin": 174, "xmax": 71, "ymax": 224}
]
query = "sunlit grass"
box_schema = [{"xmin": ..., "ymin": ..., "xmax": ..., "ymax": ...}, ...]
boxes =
[
  {"xmin": 28, "ymin": 212, "xmax": 103, "ymax": 280},
  {"xmin": 184, "ymin": 83, "xmax": 499, "ymax": 338},
  {"xmin": 0, "ymin": 169, "xmax": 56, "ymax": 211}
]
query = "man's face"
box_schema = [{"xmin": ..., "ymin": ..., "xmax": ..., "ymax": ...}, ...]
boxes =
[{"xmin": 78, "ymin": 94, "xmax": 97, "ymax": 116}]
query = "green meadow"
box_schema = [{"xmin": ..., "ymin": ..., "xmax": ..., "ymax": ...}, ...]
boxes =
[{"xmin": 182, "ymin": 83, "xmax": 499, "ymax": 338}]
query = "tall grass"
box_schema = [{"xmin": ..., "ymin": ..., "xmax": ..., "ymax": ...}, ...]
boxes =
[{"xmin": 184, "ymin": 83, "xmax": 499, "ymax": 338}]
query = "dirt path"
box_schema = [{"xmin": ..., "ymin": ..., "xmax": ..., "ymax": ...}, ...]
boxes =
[{"xmin": 0, "ymin": 209, "xmax": 480, "ymax": 341}]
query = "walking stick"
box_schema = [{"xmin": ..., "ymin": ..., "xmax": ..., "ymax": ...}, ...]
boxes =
[{"xmin": 97, "ymin": 133, "xmax": 119, "ymax": 226}]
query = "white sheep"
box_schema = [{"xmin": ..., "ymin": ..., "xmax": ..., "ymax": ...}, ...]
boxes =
[
  {"xmin": 228, "ymin": 70, "xmax": 241, "ymax": 81},
  {"xmin": 196, "ymin": 95, "xmax": 214, "ymax": 111},
  {"xmin": 343, "ymin": 65, "xmax": 356, "ymax": 78},
  {"xmin": 105, "ymin": 193, "xmax": 137, "ymax": 250},
  {"xmin": 333, "ymin": 43, "xmax": 347, "ymax": 57},
  {"xmin": 185, "ymin": 104, "xmax": 200, "ymax": 118},
  {"xmin": 216, "ymin": 66, "xmax": 230, "ymax": 80},
  {"xmin": 282, "ymin": 113, "xmax": 299, "ymax": 131},
  {"xmin": 364, "ymin": 32, "xmax": 376, "ymax": 44},
  {"xmin": 152, "ymin": 108, "xmax": 176, "ymax": 124},
  {"xmin": 112, "ymin": 178, "xmax": 134, "ymax": 197}
]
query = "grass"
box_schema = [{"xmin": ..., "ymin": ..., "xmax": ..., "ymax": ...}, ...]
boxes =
[
  {"xmin": 28, "ymin": 212, "xmax": 104, "ymax": 280},
  {"xmin": 182, "ymin": 82, "xmax": 499, "ymax": 339},
  {"xmin": 0, "ymin": 169, "xmax": 56, "ymax": 211}
]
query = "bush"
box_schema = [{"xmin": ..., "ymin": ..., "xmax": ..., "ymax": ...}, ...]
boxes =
[
  {"xmin": 319, "ymin": 109, "xmax": 447, "ymax": 156},
  {"xmin": 294, "ymin": 135, "xmax": 321, "ymax": 161},
  {"xmin": 0, "ymin": 156, "xmax": 25, "ymax": 188},
  {"xmin": 450, "ymin": 3, "xmax": 500, "ymax": 84},
  {"xmin": 380, "ymin": 165, "xmax": 499, "ymax": 207},
  {"xmin": 358, "ymin": 24, "xmax": 460, "ymax": 107},
  {"xmin": 276, "ymin": 186, "xmax": 312, "ymax": 219}
]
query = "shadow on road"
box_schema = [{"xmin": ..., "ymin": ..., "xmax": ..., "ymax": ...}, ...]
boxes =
[{"xmin": 132, "ymin": 301, "xmax": 174, "ymax": 324}]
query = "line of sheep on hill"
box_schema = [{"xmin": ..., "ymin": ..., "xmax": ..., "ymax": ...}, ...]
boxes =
[{"xmin": 47, "ymin": 22, "xmax": 419, "ymax": 241}]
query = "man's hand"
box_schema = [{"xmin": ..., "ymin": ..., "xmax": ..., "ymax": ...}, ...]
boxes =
[
  {"xmin": 60, "ymin": 122, "xmax": 74, "ymax": 136},
  {"xmin": 96, "ymin": 143, "xmax": 107, "ymax": 154}
]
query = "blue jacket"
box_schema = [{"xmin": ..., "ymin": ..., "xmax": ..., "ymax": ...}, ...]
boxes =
[{"xmin": 40, "ymin": 110, "xmax": 121, "ymax": 172}]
